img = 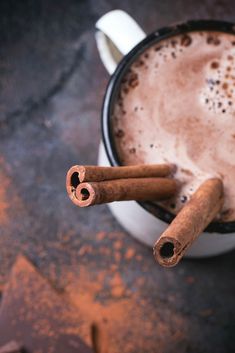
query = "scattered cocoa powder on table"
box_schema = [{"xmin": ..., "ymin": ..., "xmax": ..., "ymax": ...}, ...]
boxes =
[
  {"xmin": 0, "ymin": 157, "xmax": 11, "ymax": 225},
  {"xmin": 0, "ymin": 255, "xmax": 93, "ymax": 353}
]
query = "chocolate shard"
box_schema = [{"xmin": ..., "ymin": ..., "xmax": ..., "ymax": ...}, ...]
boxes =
[{"xmin": 0, "ymin": 255, "xmax": 93, "ymax": 353}]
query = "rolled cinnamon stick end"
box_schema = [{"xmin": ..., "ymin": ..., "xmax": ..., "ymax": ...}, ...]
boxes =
[
  {"xmin": 66, "ymin": 164, "xmax": 175, "ymax": 201},
  {"xmin": 73, "ymin": 177, "xmax": 178, "ymax": 207},
  {"xmin": 153, "ymin": 178, "xmax": 224, "ymax": 267}
]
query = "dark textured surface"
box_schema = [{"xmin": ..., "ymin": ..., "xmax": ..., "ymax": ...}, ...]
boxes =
[{"xmin": 0, "ymin": 1, "xmax": 235, "ymax": 352}]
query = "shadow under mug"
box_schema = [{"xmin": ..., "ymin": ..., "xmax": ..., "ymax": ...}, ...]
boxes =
[{"xmin": 96, "ymin": 10, "xmax": 235, "ymax": 257}]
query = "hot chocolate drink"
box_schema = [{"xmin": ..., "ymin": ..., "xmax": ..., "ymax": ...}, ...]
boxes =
[{"xmin": 112, "ymin": 31, "xmax": 235, "ymax": 221}]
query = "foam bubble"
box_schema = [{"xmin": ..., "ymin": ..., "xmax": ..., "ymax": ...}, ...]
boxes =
[{"xmin": 200, "ymin": 46, "xmax": 235, "ymax": 117}]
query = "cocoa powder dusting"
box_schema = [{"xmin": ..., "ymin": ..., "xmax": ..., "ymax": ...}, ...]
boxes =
[
  {"xmin": 0, "ymin": 231, "xmax": 188, "ymax": 353},
  {"xmin": 0, "ymin": 158, "xmax": 10, "ymax": 225},
  {"xmin": 0, "ymin": 156, "xmax": 24, "ymax": 226},
  {"xmin": 0, "ymin": 255, "xmax": 92, "ymax": 353},
  {"xmin": 53, "ymin": 232, "xmax": 187, "ymax": 353},
  {"xmin": 124, "ymin": 248, "xmax": 135, "ymax": 260},
  {"xmin": 109, "ymin": 272, "xmax": 126, "ymax": 298},
  {"xmin": 64, "ymin": 264, "xmax": 187, "ymax": 353}
]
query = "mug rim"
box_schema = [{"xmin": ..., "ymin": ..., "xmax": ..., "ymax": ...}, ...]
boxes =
[{"xmin": 101, "ymin": 19, "xmax": 235, "ymax": 234}]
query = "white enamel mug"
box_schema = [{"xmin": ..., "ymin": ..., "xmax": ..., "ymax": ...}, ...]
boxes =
[{"xmin": 95, "ymin": 10, "xmax": 235, "ymax": 257}]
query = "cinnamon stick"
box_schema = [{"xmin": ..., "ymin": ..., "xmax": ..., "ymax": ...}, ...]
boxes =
[
  {"xmin": 153, "ymin": 178, "xmax": 224, "ymax": 267},
  {"xmin": 72, "ymin": 177, "xmax": 178, "ymax": 207},
  {"xmin": 66, "ymin": 164, "xmax": 175, "ymax": 198}
]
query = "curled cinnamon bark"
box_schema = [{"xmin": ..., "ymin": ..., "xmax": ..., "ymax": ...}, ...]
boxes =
[
  {"xmin": 66, "ymin": 164, "xmax": 175, "ymax": 200},
  {"xmin": 73, "ymin": 177, "xmax": 178, "ymax": 207}
]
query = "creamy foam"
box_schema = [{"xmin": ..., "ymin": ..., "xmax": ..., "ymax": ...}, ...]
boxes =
[{"xmin": 112, "ymin": 31, "xmax": 235, "ymax": 222}]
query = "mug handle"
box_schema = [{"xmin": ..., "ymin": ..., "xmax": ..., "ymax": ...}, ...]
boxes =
[{"xmin": 95, "ymin": 10, "xmax": 146, "ymax": 74}]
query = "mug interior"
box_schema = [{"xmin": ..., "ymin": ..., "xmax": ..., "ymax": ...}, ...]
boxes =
[{"xmin": 101, "ymin": 19, "xmax": 235, "ymax": 234}]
